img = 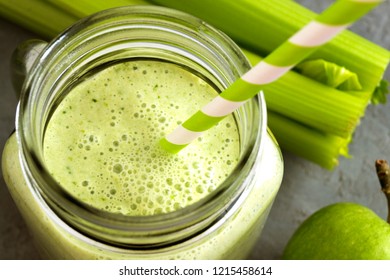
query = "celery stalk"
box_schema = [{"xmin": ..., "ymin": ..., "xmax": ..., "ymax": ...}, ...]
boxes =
[
  {"xmin": 245, "ymin": 48, "xmax": 362, "ymax": 168},
  {"xmin": 244, "ymin": 48, "xmax": 372, "ymax": 167},
  {"xmin": 263, "ymin": 73, "xmax": 368, "ymax": 138},
  {"xmin": 0, "ymin": 0, "xmax": 150, "ymax": 38},
  {"xmin": 267, "ymin": 111, "xmax": 350, "ymax": 170},
  {"xmin": 0, "ymin": 0, "xmax": 78, "ymax": 38},
  {"xmin": 243, "ymin": 49, "xmax": 369, "ymax": 138},
  {"xmin": 47, "ymin": 0, "xmax": 150, "ymax": 18},
  {"xmin": 151, "ymin": 0, "xmax": 389, "ymax": 95}
]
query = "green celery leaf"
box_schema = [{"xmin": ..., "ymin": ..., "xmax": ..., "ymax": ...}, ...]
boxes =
[{"xmin": 297, "ymin": 59, "xmax": 362, "ymax": 91}]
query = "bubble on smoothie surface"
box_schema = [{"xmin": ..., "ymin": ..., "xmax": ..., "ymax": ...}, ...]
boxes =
[{"xmin": 43, "ymin": 60, "xmax": 240, "ymax": 216}]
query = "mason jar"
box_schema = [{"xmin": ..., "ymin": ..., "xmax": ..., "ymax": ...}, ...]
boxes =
[{"xmin": 2, "ymin": 5, "xmax": 283, "ymax": 259}]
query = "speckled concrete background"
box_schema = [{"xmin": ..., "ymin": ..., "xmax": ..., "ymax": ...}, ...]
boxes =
[{"xmin": 0, "ymin": 0, "xmax": 389, "ymax": 260}]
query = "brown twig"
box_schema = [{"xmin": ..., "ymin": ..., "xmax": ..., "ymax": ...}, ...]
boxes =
[{"xmin": 375, "ymin": 159, "xmax": 390, "ymax": 224}]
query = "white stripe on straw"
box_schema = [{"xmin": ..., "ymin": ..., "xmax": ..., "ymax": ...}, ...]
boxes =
[
  {"xmin": 242, "ymin": 62, "xmax": 292, "ymax": 85},
  {"xmin": 289, "ymin": 21, "xmax": 350, "ymax": 47},
  {"xmin": 201, "ymin": 96, "xmax": 245, "ymax": 117},
  {"xmin": 165, "ymin": 125, "xmax": 203, "ymax": 145}
]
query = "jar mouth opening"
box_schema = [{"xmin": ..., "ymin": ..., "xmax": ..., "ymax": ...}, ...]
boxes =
[{"xmin": 16, "ymin": 5, "xmax": 267, "ymax": 246}]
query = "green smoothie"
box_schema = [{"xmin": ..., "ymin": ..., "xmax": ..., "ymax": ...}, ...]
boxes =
[
  {"xmin": 2, "ymin": 59, "xmax": 283, "ymax": 259},
  {"xmin": 43, "ymin": 60, "xmax": 240, "ymax": 216}
]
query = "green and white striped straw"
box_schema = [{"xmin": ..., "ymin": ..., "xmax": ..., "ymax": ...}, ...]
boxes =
[{"xmin": 160, "ymin": 0, "xmax": 383, "ymax": 153}]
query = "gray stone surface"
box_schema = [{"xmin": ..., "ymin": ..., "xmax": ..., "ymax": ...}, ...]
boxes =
[{"xmin": 0, "ymin": 1, "xmax": 389, "ymax": 260}]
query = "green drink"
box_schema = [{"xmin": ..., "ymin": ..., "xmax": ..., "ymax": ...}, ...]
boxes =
[{"xmin": 44, "ymin": 60, "xmax": 240, "ymax": 216}]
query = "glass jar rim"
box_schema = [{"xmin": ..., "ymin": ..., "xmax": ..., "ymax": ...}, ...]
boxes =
[{"xmin": 16, "ymin": 5, "xmax": 267, "ymax": 247}]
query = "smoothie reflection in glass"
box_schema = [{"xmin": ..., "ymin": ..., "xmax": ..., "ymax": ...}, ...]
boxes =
[{"xmin": 2, "ymin": 6, "xmax": 283, "ymax": 259}]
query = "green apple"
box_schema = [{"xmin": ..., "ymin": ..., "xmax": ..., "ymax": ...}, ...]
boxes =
[{"xmin": 282, "ymin": 160, "xmax": 390, "ymax": 260}]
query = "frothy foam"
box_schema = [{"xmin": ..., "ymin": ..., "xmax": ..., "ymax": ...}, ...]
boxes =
[{"xmin": 44, "ymin": 60, "xmax": 240, "ymax": 216}]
